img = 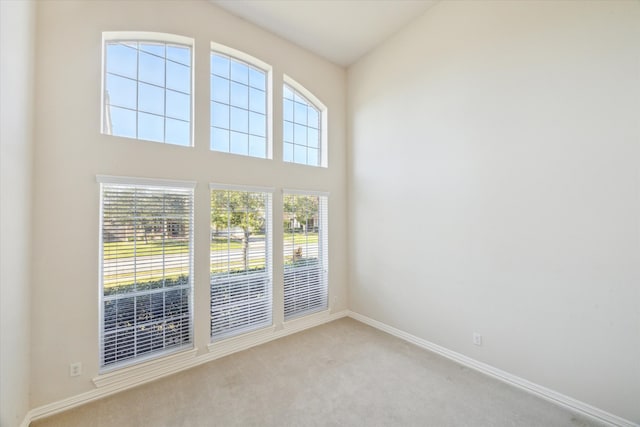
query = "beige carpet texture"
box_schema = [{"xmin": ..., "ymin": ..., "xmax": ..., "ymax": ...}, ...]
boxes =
[{"xmin": 31, "ymin": 318, "xmax": 606, "ymax": 427}]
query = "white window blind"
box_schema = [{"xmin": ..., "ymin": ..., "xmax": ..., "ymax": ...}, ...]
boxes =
[
  {"xmin": 283, "ymin": 192, "xmax": 328, "ymax": 320},
  {"xmin": 99, "ymin": 180, "xmax": 194, "ymax": 369},
  {"xmin": 210, "ymin": 187, "xmax": 272, "ymax": 340},
  {"xmin": 103, "ymin": 33, "xmax": 193, "ymax": 146}
]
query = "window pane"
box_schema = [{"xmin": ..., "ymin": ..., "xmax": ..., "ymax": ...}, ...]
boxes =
[
  {"xmin": 230, "ymin": 107, "xmax": 248, "ymax": 133},
  {"xmin": 308, "ymin": 108, "xmax": 319, "ymax": 128},
  {"xmin": 106, "ymin": 74, "xmax": 136, "ymax": 109},
  {"xmin": 139, "ymin": 51, "xmax": 165, "ymax": 86},
  {"xmin": 165, "ymin": 118, "xmax": 190, "ymax": 146},
  {"xmin": 284, "ymin": 99, "xmax": 294, "ymax": 122},
  {"xmin": 283, "ymin": 142, "xmax": 293, "ymax": 162},
  {"xmin": 283, "ymin": 85, "xmax": 294, "ymax": 100},
  {"xmin": 138, "ymin": 113, "xmax": 164, "ymax": 142},
  {"xmin": 249, "ymin": 112, "xmax": 265, "ymax": 137},
  {"xmin": 139, "ymin": 43, "xmax": 164, "ymax": 57},
  {"xmin": 282, "ymin": 84, "xmax": 324, "ymax": 167},
  {"xmin": 166, "ymin": 90, "xmax": 190, "ymax": 121},
  {"xmin": 211, "ymin": 101, "xmax": 229, "ymax": 129},
  {"xmin": 249, "ymin": 88, "xmax": 265, "ymax": 114},
  {"xmin": 167, "ymin": 45, "xmax": 190, "ymax": 66},
  {"xmin": 307, "ymin": 148, "xmax": 319, "ymax": 166},
  {"xmin": 308, "ymin": 128, "xmax": 319, "ymax": 148},
  {"xmin": 294, "ymin": 124, "xmax": 307, "ymax": 145},
  {"xmin": 249, "ymin": 136, "xmax": 266, "ymax": 158},
  {"xmin": 211, "ymin": 127, "xmax": 230, "ymax": 152},
  {"xmin": 212, "ymin": 75, "xmax": 230, "ymax": 103},
  {"xmin": 230, "ymin": 131, "xmax": 248, "ymax": 155},
  {"xmin": 138, "ymin": 82, "xmax": 164, "ymax": 115},
  {"xmin": 230, "ymin": 61, "xmax": 249, "ymax": 84},
  {"xmin": 109, "ymin": 106, "xmax": 136, "ymax": 138},
  {"xmin": 230, "ymin": 82, "xmax": 248, "ymax": 109},
  {"xmin": 248, "ymin": 68, "xmax": 265, "ymax": 90},
  {"xmin": 294, "ymin": 144, "xmax": 307, "ymax": 164},
  {"xmin": 294, "ymin": 102, "xmax": 307, "ymax": 125},
  {"xmin": 284, "ymin": 121, "xmax": 294, "ymax": 143},
  {"xmin": 211, "ymin": 55, "xmax": 230, "ymax": 78},
  {"xmin": 106, "ymin": 43, "xmax": 137, "ymax": 78},
  {"xmin": 167, "ymin": 61, "xmax": 190, "ymax": 93}
]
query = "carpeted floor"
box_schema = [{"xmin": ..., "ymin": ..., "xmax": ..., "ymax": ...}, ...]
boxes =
[{"xmin": 31, "ymin": 318, "xmax": 605, "ymax": 426}]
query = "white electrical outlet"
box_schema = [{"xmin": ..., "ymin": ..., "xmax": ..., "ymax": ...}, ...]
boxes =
[
  {"xmin": 69, "ymin": 362, "xmax": 82, "ymax": 377},
  {"xmin": 473, "ymin": 333, "xmax": 483, "ymax": 346}
]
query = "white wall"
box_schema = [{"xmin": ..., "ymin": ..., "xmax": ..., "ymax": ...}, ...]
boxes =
[
  {"xmin": 31, "ymin": 0, "xmax": 347, "ymax": 407},
  {"xmin": 0, "ymin": 0, "xmax": 35, "ymax": 425},
  {"xmin": 348, "ymin": 0, "xmax": 640, "ymax": 422}
]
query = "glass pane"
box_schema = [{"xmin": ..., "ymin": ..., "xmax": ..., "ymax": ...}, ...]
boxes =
[
  {"xmin": 249, "ymin": 136, "xmax": 266, "ymax": 158},
  {"xmin": 165, "ymin": 118, "xmax": 190, "ymax": 146},
  {"xmin": 167, "ymin": 61, "xmax": 190, "ymax": 93},
  {"xmin": 283, "ymin": 142, "xmax": 293, "ymax": 162},
  {"xmin": 230, "ymin": 82, "xmax": 248, "ymax": 109},
  {"xmin": 230, "ymin": 131, "xmax": 248, "ymax": 155},
  {"xmin": 284, "ymin": 121, "xmax": 293, "ymax": 142},
  {"xmin": 230, "ymin": 107, "xmax": 248, "ymax": 133},
  {"xmin": 211, "ymin": 127, "xmax": 229, "ymax": 152},
  {"xmin": 307, "ymin": 148, "xmax": 319, "ymax": 166},
  {"xmin": 308, "ymin": 108, "xmax": 320, "ymax": 128},
  {"xmin": 294, "ymin": 124, "xmax": 307, "ymax": 146},
  {"xmin": 211, "ymin": 101, "xmax": 229, "ymax": 129},
  {"xmin": 249, "ymin": 88, "xmax": 265, "ymax": 114},
  {"xmin": 139, "ymin": 51, "xmax": 165, "ymax": 86},
  {"xmin": 139, "ymin": 43, "xmax": 164, "ymax": 57},
  {"xmin": 138, "ymin": 82, "xmax": 164, "ymax": 115},
  {"xmin": 284, "ymin": 99, "xmax": 293, "ymax": 122},
  {"xmin": 249, "ymin": 112, "xmax": 265, "ymax": 137},
  {"xmin": 211, "ymin": 54, "xmax": 230, "ymax": 78},
  {"xmin": 211, "ymin": 75, "xmax": 229, "ymax": 103},
  {"xmin": 308, "ymin": 128, "xmax": 319, "ymax": 148},
  {"xmin": 166, "ymin": 90, "xmax": 190, "ymax": 121},
  {"xmin": 106, "ymin": 74, "xmax": 136, "ymax": 109},
  {"xmin": 248, "ymin": 68, "xmax": 265, "ymax": 90},
  {"xmin": 138, "ymin": 112, "xmax": 164, "ymax": 142},
  {"xmin": 109, "ymin": 106, "xmax": 136, "ymax": 138},
  {"xmin": 230, "ymin": 61, "xmax": 248, "ymax": 84},
  {"xmin": 283, "ymin": 85, "xmax": 294, "ymax": 100},
  {"xmin": 293, "ymin": 92, "xmax": 306, "ymax": 104},
  {"xmin": 294, "ymin": 102, "xmax": 307, "ymax": 125},
  {"xmin": 294, "ymin": 144, "xmax": 307, "ymax": 164},
  {"xmin": 106, "ymin": 43, "xmax": 137, "ymax": 79},
  {"xmin": 167, "ymin": 45, "xmax": 190, "ymax": 66}
]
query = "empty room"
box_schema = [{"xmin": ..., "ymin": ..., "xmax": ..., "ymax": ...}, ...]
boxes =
[{"xmin": 1, "ymin": 0, "xmax": 638, "ymax": 426}]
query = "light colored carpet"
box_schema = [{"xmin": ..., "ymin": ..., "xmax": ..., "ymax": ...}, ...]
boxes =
[{"xmin": 31, "ymin": 318, "xmax": 605, "ymax": 427}]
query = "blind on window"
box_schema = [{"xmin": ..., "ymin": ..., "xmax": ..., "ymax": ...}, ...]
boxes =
[
  {"xmin": 283, "ymin": 192, "xmax": 328, "ymax": 320},
  {"xmin": 210, "ymin": 187, "xmax": 272, "ymax": 341},
  {"xmin": 100, "ymin": 180, "xmax": 194, "ymax": 369}
]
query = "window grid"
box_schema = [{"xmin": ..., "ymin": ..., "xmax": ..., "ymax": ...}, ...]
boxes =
[
  {"xmin": 210, "ymin": 53, "xmax": 268, "ymax": 158},
  {"xmin": 100, "ymin": 182, "xmax": 194, "ymax": 370},
  {"xmin": 210, "ymin": 189, "xmax": 272, "ymax": 340},
  {"xmin": 104, "ymin": 40, "xmax": 192, "ymax": 146},
  {"xmin": 283, "ymin": 84, "xmax": 321, "ymax": 166},
  {"xmin": 283, "ymin": 193, "xmax": 328, "ymax": 319}
]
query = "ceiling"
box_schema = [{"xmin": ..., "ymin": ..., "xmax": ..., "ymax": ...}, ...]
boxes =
[{"xmin": 210, "ymin": 0, "xmax": 438, "ymax": 67}]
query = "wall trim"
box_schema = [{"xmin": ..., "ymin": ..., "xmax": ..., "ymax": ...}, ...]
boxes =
[
  {"xmin": 23, "ymin": 309, "xmax": 347, "ymax": 425},
  {"xmin": 347, "ymin": 311, "xmax": 637, "ymax": 427}
]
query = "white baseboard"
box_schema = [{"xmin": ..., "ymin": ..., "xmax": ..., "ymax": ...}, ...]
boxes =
[
  {"xmin": 347, "ymin": 310, "xmax": 637, "ymax": 427},
  {"xmin": 23, "ymin": 309, "xmax": 348, "ymax": 425}
]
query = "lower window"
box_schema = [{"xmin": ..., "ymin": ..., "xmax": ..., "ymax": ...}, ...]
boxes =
[
  {"xmin": 210, "ymin": 186, "xmax": 272, "ymax": 341},
  {"xmin": 99, "ymin": 177, "xmax": 194, "ymax": 369},
  {"xmin": 283, "ymin": 192, "xmax": 328, "ymax": 320}
]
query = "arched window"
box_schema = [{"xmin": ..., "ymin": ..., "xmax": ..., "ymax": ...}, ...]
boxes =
[
  {"xmin": 283, "ymin": 79, "xmax": 326, "ymax": 167},
  {"xmin": 102, "ymin": 32, "xmax": 193, "ymax": 146}
]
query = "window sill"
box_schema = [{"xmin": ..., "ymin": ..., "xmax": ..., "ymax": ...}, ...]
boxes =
[{"xmin": 93, "ymin": 347, "xmax": 198, "ymax": 388}]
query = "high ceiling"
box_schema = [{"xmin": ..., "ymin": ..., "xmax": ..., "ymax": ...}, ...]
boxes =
[{"xmin": 210, "ymin": 0, "xmax": 438, "ymax": 67}]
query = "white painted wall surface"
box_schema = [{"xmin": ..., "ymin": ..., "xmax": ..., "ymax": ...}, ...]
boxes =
[
  {"xmin": 348, "ymin": 0, "xmax": 640, "ymax": 422},
  {"xmin": 31, "ymin": 0, "xmax": 347, "ymax": 407},
  {"xmin": 0, "ymin": 1, "xmax": 35, "ymax": 426}
]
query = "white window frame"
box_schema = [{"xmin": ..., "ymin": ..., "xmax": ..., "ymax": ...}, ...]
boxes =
[
  {"xmin": 209, "ymin": 183, "xmax": 274, "ymax": 341},
  {"xmin": 283, "ymin": 75, "xmax": 328, "ymax": 168},
  {"xmin": 97, "ymin": 175, "xmax": 196, "ymax": 372},
  {"xmin": 282, "ymin": 189, "xmax": 329, "ymax": 320},
  {"xmin": 210, "ymin": 42, "xmax": 273, "ymax": 159},
  {"xmin": 101, "ymin": 31, "xmax": 195, "ymax": 146}
]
